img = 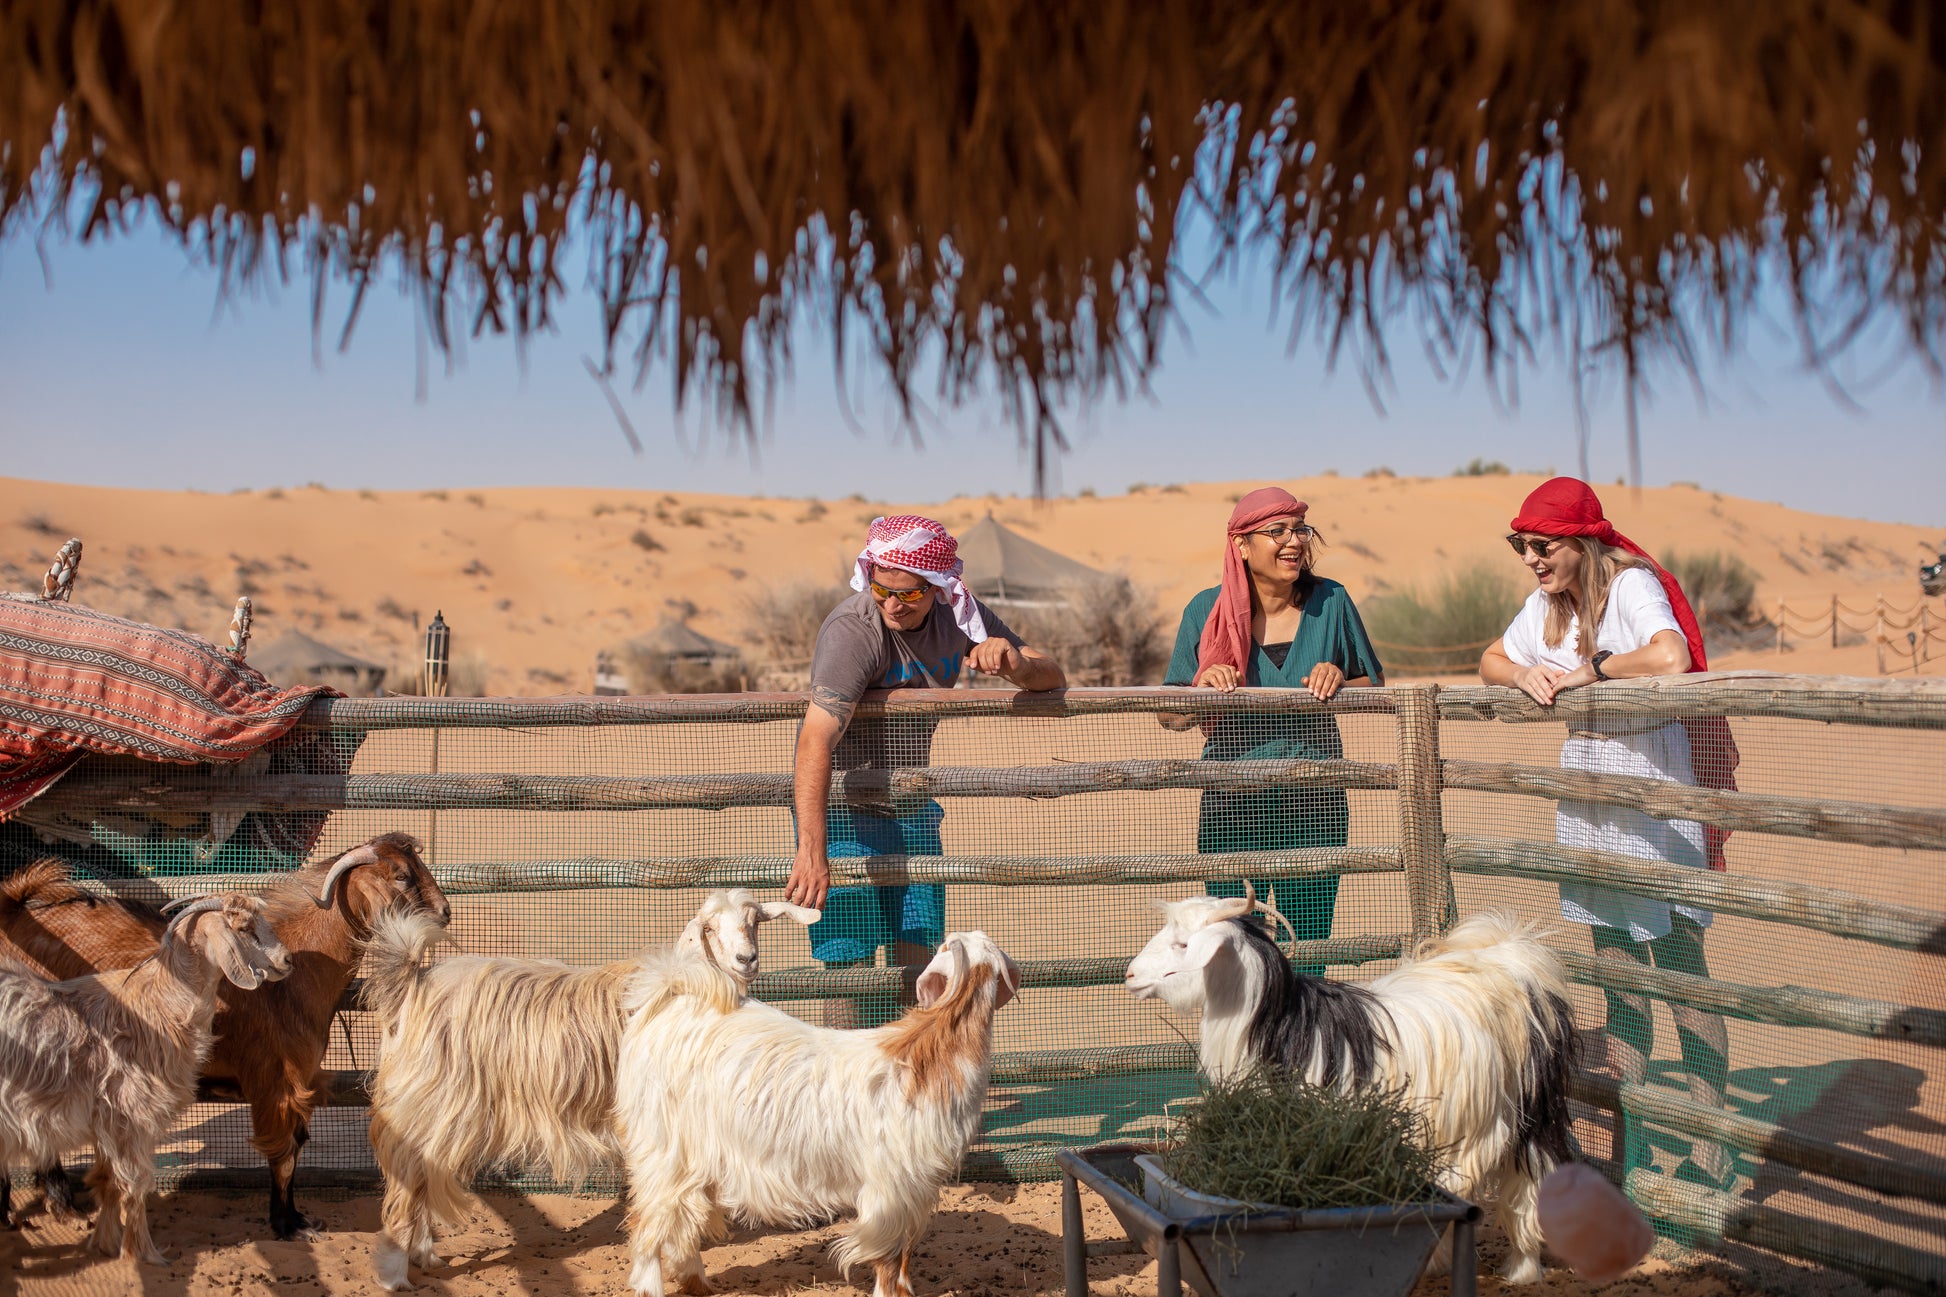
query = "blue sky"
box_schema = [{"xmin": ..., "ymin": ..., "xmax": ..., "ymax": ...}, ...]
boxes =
[{"xmin": 1, "ymin": 220, "xmax": 1940, "ymax": 524}]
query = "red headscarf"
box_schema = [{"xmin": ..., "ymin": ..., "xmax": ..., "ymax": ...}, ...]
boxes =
[
  {"xmin": 1196, "ymin": 487, "xmax": 1308, "ymax": 676},
  {"xmin": 1511, "ymin": 477, "xmax": 1739, "ymax": 868}
]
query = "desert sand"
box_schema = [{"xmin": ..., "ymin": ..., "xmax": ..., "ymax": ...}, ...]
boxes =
[
  {"xmin": 0, "ymin": 1182, "xmax": 1889, "ymax": 1297},
  {"xmin": 0, "ymin": 473, "xmax": 1939, "ymax": 1296},
  {"xmin": 1, "ymin": 473, "xmax": 1938, "ymax": 691}
]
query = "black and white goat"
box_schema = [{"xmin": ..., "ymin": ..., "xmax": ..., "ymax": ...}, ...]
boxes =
[{"xmin": 1124, "ymin": 886, "xmax": 1577, "ymax": 1283}]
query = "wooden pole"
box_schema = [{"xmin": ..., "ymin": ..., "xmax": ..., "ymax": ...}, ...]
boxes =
[
  {"xmin": 1626, "ymin": 1168, "xmax": 1946, "ymax": 1294},
  {"xmin": 1556, "ymin": 950, "xmax": 1946, "ymax": 1048},
  {"xmin": 1775, "ymin": 598, "xmax": 1785, "ymax": 656},
  {"xmin": 1571, "ymin": 1072, "xmax": 1946, "ymax": 1204},
  {"xmin": 1440, "ymin": 759, "xmax": 1946, "ymax": 852},
  {"xmin": 1438, "ymin": 675, "xmax": 1946, "ymax": 731},
  {"xmin": 1395, "ymin": 684, "xmax": 1452, "ymax": 940},
  {"xmin": 1445, "ymin": 837, "xmax": 1946, "ymax": 952},
  {"xmin": 43, "ymin": 754, "xmax": 1403, "ymax": 814},
  {"xmin": 1830, "ymin": 593, "xmax": 1839, "ymax": 649}
]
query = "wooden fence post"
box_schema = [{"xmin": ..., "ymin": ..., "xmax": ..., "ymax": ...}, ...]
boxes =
[
  {"xmin": 1396, "ymin": 683, "xmax": 1452, "ymax": 940},
  {"xmin": 1830, "ymin": 594, "xmax": 1839, "ymax": 649}
]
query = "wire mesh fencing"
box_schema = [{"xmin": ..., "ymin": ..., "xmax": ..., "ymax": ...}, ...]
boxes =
[{"xmin": 6, "ymin": 676, "xmax": 1942, "ymax": 1291}]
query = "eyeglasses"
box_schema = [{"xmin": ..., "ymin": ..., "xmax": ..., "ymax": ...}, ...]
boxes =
[
  {"xmin": 869, "ymin": 581, "xmax": 931, "ymax": 605},
  {"xmin": 1505, "ymin": 534, "xmax": 1571, "ymax": 559},
  {"xmin": 1244, "ymin": 524, "xmax": 1317, "ymax": 544}
]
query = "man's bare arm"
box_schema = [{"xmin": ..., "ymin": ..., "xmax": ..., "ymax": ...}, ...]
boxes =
[{"xmin": 785, "ymin": 697, "xmax": 850, "ymax": 909}]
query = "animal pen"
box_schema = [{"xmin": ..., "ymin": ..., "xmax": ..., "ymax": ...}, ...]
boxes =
[{"xmin": 11, "ymin": 675, "xmax": 1944, "ymax": 1292}]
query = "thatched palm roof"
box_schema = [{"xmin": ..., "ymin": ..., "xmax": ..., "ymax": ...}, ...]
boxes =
[{"xmin": 3, "ymin": 4, "xmax": 1941, "ymax": 485}]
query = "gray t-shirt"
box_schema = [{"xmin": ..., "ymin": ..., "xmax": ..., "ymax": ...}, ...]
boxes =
[{"xmin": 808, "ymin": 590, "xmax": 1023, "ymax": 773}]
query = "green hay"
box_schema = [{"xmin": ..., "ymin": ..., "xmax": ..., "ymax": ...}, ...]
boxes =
[{"xmin": 1162, "ymin": 1069, "xmax": 1446, "ymax": 1211}]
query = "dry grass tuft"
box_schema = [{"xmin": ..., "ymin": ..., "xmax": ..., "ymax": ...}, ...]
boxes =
[{"xmin": 1164, "ymin": 1068, "xmax": 1445, "ymax": 1210}]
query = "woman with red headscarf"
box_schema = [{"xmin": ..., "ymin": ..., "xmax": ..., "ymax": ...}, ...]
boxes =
[
  {"xmin": 1164, "ymin": 487, "xmax": 1385, "ymax": 973},
  {"xmin": 1480, "ymin": 476, "xmax": 1731, "ymax": 1184}
]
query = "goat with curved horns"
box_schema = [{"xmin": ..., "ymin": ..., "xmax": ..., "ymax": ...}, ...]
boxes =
[
  {"xmin": 0, "ymin": 892, "xmax": 291, "ymax": 1265},
  {"xmin": 0, "ymin": 833, "xmax": 450, "ymax": 1240},
  {"xmin": 1125, "ymin": 883, "xmax": 1578, "ymax": 1284}
]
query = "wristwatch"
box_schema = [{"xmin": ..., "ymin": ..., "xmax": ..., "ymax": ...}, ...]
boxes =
[{"xmin": 1590, "ymin": 650, "xmax": 1614, "ymax": 681}]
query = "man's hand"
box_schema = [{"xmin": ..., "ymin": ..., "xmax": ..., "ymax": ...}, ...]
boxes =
[
  {"xmin": 967, "ymin": 637, "xmax": 1024, "ymax": 678},
  {"xmin": 784, "ymin": 847, "xmax": 831, "ymax": 911}
]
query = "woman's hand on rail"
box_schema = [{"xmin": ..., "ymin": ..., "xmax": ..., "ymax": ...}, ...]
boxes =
[
  {"xmin": 1302, "ymin": 662, "xmax": 1346, "ymax": 701},
  {"xmin": 1193, "ymin": 664, "xmax": 1241, "ymax": 692},
  {"xmin": 1510, "ymin": 662, "xmax": 1569, "ymax": 706}
]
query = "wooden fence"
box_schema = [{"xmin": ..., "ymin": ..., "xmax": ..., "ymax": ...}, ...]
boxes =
[{"xmin": 51, "ymin": 672, "xmax": 1946, "ymax": 1291}]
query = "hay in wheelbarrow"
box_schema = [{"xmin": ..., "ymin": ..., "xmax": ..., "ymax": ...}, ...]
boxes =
[{"xmin": 1161, "ymin": 1067, "xmax": 1447, "ymax": 1212}]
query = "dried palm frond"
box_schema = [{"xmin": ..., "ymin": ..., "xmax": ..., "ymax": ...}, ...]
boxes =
[{"xmin": 1, "ymin": 2, "xmax": 1941, "ymax": 489}]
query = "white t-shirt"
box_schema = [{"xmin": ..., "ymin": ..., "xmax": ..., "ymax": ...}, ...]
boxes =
[{"xmin": 1500, "ymin": 566, "xmax": 1683, "ymax": 672}]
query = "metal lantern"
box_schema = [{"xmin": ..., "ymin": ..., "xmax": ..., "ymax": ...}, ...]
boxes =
[{"xmin": 423, "ymin": 610, "xmax": 451, "ymax": 698}]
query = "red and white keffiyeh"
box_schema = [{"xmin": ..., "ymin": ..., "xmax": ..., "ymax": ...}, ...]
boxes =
[{"xmin": 850, "ymin": 514, "xmax": 990, "ymax": 642}]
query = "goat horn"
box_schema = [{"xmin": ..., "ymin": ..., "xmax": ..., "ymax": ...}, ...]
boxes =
[
  {"xmin": 1252, "ymin": 892, "xmax": 1302, "ymax": 964},
  {"xmin": 162, "ymin": 895, "xmax": 227, "ymax": 942},
  {"xmin": 316, "ymin": 845, "xmax": 383, "ymax": 908},
  {"xmin": 1207, "ymin": 882, "xmax": 1254, "ymax": 922}
]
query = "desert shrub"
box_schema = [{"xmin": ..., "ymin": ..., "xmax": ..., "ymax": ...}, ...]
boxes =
[
  {"xmin": 1661, "ymin": 549, "xmax": 1770, "ymax": 648},
  {"xmin": 620, "ymin": 645, "xmax": 746, "ymax": 694},
  {"xmin": 742, "ymin": 581, "xmax": 853, "ymax": 665},
  {"xmin": 630, "ymin": 528, "xmax": 665, "ymax": 552},
  {"xmin": 997, "ymin": 576, "xmax": 1170, "ymax": 686},
  {"xmin": 1360, "ymin": 562, "xmax": 1524, "ymax": 675},
  {"xmin": 1163, "ymin": 1067, "xmax": 1444, "ymax": 1210},
  {"xmin": 1453, "ymin": 457, "xmax": 1510, "ymax": 476}
]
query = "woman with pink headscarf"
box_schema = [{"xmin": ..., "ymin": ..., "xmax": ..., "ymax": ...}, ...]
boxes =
[{"xmin": 1163, "ymin": 487, "xmax": 1385, "ymax": 973}]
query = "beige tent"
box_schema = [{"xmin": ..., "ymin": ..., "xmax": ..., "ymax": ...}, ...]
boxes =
[
  {"xmin": 957, "ymin": 514, "xmax": 1106, "ymax": 607},
  {"xmin": 628, "ymin": 619, "xmax": 743, "ymax": 665},
  {"xmin": 249, "ymin": 630, "xmax": 387, "ymax": 695}
]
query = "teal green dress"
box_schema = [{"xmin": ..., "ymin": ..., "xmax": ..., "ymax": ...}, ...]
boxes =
[{"xmin": 1164, "ymin": 578, "xmax": 1384, "ymax": 974}]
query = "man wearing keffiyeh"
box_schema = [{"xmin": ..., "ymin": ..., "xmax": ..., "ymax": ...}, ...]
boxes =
[{"xmin": 785, "ymin": 514, "xmax": 1065, "ymax": 1026}]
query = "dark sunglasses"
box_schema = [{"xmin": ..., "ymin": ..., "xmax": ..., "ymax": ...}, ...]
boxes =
[
  {"xmin": 1505, "ymin": 533, "xmax": 1571, "ymax": 559},
  {"xmin": 869, "ymin": 581, "xmax": 930, "ymax": 605}
]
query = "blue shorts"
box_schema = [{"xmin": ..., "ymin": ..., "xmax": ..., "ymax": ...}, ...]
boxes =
[{"xmin": 804, "ymin": 800, "xmax": 946, "ymax": 965}]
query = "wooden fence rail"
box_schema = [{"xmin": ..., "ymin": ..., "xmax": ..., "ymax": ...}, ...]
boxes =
[
  {"xmin": 98, "ymin": 848, "xmax": 1404, "ymax": 902},
  {"xmin": 39, "ymin": 673, "xmax": 1946, "ymax": 1291}
]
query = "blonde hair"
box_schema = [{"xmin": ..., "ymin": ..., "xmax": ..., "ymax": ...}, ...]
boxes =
[{"xmin": 1541, "ymin": 537, "xmax": 1650, "ymax": 660}]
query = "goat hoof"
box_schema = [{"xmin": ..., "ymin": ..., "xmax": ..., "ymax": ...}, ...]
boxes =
[
  {"xmin": 1500, "ymin": 1256, "xmax": 1545, "ymax": 1285},
  {"xmin": 678, "ymin": 1274, "xmax": 714, "ymax": 1295},
  {"xmin": 137, "ymin": 1247, "xmax": 170, "ymax": 1267}
]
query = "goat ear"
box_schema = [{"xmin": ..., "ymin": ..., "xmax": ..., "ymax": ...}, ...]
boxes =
[
  {"xmin": 992, "ymin": 953, "xmax": 1021, "ymax": 1011},
  {"xmin": 915, "ymin": 939, "xmax": 968, "ymax": 1008},
  {"xmin": 757, "ymin": 900, "xmax": 821, "ymax": 925},
  {"xmin": 1183, "ymin": 923, "xmax": 1240, "ymax": 971}
]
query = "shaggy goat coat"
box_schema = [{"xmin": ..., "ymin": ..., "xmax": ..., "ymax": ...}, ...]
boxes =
[
  {"xmin": 612, "ymin": 932, "xmax": 1018, "ymax": 1297},
  {"xmin": 0, "ymin": 896, "xmax": 290, "ymax": 1265},
  {"xmin": 359, "ymin": 892, "xmax": 816, "ymax": 1291},
  {"xmin": 0, "ymin": 834, "xmax": 449, "ymax": 1241},
  {"xmin": 1126, "ymin": 904, "xmax": 1577, "ymax": 1284}
]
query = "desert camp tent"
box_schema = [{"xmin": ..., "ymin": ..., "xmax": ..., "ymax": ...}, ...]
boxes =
[
  {"xmin": 249, "ymin": 630, "xmax": 386, "ymax": 696},
  {"xmin": 629, "ymin": 619, "xmax": 743, "ymax": 666},
  {"xmin": 957, "ymin": 514, "xmax": 1106, "ymax": 607}
]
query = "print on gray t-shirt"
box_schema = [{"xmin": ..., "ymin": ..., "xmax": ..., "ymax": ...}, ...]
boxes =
[{"xmin": 807, "ymin": 590, "xmax": 1023, "ymax": 774}]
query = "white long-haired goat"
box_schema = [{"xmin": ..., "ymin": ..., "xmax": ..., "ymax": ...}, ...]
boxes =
[
  {"xmin": 613, "ymin": 930, "xmax": 1021, "ymax": 1297},
  {"xmin": 0, "ymin": 893, "xmax": 291, "ymax": 1264},
  {"xmin": 1124, "ymin": 886, "xmax": 1578, "ymax": 1284},
  {"xmin": 359, "ymin": 889, "xmax": 818, "ymax": 1290}
]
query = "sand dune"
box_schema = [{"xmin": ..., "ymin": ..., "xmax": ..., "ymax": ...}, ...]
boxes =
[{"xmin": 3, "ymin": 474, "xmax": 1939, "ymax": 692}]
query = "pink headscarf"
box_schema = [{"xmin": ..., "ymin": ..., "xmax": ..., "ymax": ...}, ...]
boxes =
[
  {"xmin": 1195, "ymin": 487, "xmax": 1308, "ymax": 676},
  {"xmin": 849, "ymin": 514, "xmax": 990, "ymax": 642}
]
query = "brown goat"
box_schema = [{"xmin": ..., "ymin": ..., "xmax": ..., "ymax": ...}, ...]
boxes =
[{"xmin": 0, "ymin": 832, "xmax": 451, "ymax": 1239}]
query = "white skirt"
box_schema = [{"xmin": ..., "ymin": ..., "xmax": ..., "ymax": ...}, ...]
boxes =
[{"xmin": 1556, "ymin": 722, "xmax": 1712, "ymax": 942}]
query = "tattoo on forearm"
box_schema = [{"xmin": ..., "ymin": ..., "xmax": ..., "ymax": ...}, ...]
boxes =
[{"xmin": 810, "ymin": 685, "xmax": 857, "ymax": 725}]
